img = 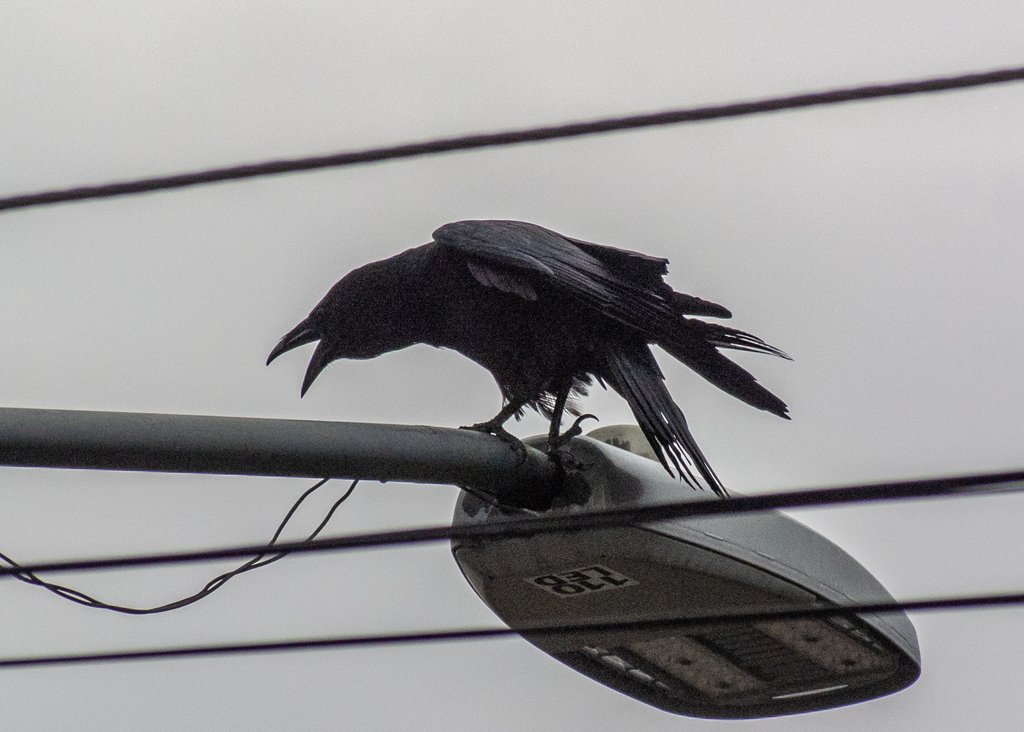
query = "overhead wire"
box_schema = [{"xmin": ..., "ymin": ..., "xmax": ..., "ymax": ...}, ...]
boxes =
[
  {"xmin": 2, "ymin": 467, "xmax": 1022, "ymax": 580},
  {"xmin": 3, "ymin": 588, "xmax": 1024, "ymax": 669},
  {"xmin": 1, "ymin": 63, "xmax": 1023, "ymax": 213},
  {"xmin": 0, "ymin": 479, "xmax": 357, "ymax": 613}
]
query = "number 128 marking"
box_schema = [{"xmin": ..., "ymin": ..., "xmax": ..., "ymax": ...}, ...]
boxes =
[{"xmin": 528, "ymin": 565, "xmax": 638, "ymax": 598}]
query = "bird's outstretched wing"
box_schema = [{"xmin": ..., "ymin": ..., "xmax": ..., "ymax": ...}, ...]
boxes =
[{"xmin": 434, "ymin": 220, "xmax": 787, "ymax": 416}]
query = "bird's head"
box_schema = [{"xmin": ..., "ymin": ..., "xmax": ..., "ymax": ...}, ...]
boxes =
[{"xmin": 266, "ymin": 263, "xmax": 420, "ymax": 396}]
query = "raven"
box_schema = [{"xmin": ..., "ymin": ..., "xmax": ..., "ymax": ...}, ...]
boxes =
[{"xmin": 267, "ymin": 220, "xmax": 789, "ymax": 496}]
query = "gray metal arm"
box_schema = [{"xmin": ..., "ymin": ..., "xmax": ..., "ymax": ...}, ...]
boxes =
[{"xmin": 0, "ymin": 408, "xmax": 558, "ymax": 506}]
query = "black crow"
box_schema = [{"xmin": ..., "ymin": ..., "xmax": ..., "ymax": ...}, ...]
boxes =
[{"xmin": 267, "ymin": 220, "xmax": 789, "ymax": 496}]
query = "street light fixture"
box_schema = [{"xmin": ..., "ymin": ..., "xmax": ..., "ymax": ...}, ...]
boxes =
[{"xmin": 451, "ymin": 427, "xmax": 920, "ymax": 718}]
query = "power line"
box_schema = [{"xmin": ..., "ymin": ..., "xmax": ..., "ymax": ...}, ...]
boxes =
[
  {"xmin": 3, "ymin": 467, "xmax": 1022, "ymax": 579},
  {"xmin": 0, "ymin": 479, "xmax": 356, "ymax": 614},
  {"xmin": 2, "ymin": 63, "xmax": 1023, "ymax": 213},
  {"xmin": 3, "ymin": 589, "xmax": 1023, "ymax": 669}
]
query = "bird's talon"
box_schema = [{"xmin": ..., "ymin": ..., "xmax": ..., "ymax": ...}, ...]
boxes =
[
  {"xmin": 547, "ymin": 413, "xmax": 598, "ymax": 450},
  {"xmin": 507, "ymin": 437, "xmax": 529, "ymax": 463},
  {"xmin": 565, "ymin": 413, "xmax": 598, "ymax": 439},
  {"xmin": 460, "ymin": 422, "xmax": 528, "ymax": 462}
]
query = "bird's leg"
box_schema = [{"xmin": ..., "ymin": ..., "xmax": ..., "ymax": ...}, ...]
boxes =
[
  {"xmin": 546, "ymin": 386, "xmax": 571, "ymax": 447},
  {"xmin": 461, "ymin": 401, "xmax": 529, "ymax": 458},
  {"xmin": 546, "ymin": 384, "xmax": 598, "ymax": 451},
  {"xmin": 544, "ymin": 385, "xmax": 597, "ymax": 498}
]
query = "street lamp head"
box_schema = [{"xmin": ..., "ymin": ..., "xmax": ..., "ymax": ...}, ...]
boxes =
[{"xmin": 451, "ymin": 428, "xmax": 920, "ymax": 718}]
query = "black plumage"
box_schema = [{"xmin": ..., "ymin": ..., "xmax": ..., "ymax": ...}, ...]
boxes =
[{"xmin": 267, "ymin": 220, "xmax": 789, "ymax": 496}]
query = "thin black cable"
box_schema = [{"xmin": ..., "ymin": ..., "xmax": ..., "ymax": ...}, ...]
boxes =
[
  {"xmin": 2, "ymin": 467, "xmax": 1021, "ymax": 580},
  {"xmin": 2, "ymin": 63, "xmax": 1023, "ymax": 213},
  {"xmin": 0, "ymin": 479, "xmax": 358, "ymax": 613},
  {"xmin": 0, "ymin": 477, "xmax": 325, "ymax": 609},
  {"xmin": 2, "ymin": 588, "xmax": 1022, "ymax": 669}
]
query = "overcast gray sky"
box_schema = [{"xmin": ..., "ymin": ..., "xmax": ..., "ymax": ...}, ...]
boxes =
[{"xmin": 3, "ymin": 2, "xmax": 1024, "ymax": 730}]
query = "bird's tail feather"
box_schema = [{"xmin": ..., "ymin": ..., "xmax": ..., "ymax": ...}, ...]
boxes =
[
  {"xmin": 693, "ymin": 322, "xmax": 790, "ymax": 360},
  {"xmin": 658, "ymin": 321, "xmax": 790, "ymax": 419},
  {"xmin": 660, "ymin": 341, "xmax": 790, "ymax": 418},
  {"xmin": 603, "ymin": 345, "xmax": 727, "ymax": 497}
]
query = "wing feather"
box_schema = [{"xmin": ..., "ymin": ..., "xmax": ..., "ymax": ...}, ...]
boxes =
[
  {"xmin": 433, "ymin": 220, "xmax": 674, "ymax": 329},
  {"xmin": 465, "ymin": 260, "xmax": 538, "ymax": 301},
  {"xmin": 602, "ymin": 344, "xmax": 727, "ymax": 496}
]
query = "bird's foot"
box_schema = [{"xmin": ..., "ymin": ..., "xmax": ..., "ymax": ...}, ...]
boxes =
[
  {"xmin": 460, "ymin": 420, "xmax": 529, "ymax": 462},
  {"xmin": 546, "ymin": 414, "xmax": 598, "ymax": 452}
]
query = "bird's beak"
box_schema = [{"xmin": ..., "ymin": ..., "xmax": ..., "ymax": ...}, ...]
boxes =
[
  {"xmin": 300, "ymin": 340, "xmax": 333, "ymax": 397},
  {"xmin": 267, "ymin": 320, "xmax": 320, "ymax": 366}
]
